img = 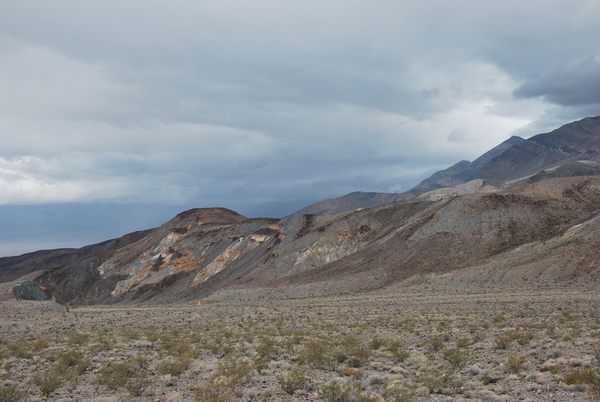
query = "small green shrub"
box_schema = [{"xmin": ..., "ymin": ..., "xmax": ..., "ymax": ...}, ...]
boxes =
[
  {"xmin": 369, "ymin": 336, "xmax": 386, "ymax": 350},
  {"xmin": 96, "ymin": 362, "xmax": 136, "ymax": 390},
  {"xmin": 216, "ymin": 358, "xmax": 253, "ymax": 386},
  {"xmin": 319, "ymin": 379, "xmax": 362, "ymax": 402},
  {"xmin": 386, "ymin": 382, "xmax": 414, "ymax": 402},
  {"xmin": 494, "ymin": 334, "xmax": 512, "ymax": 350},
  {"xmin": 157, "ymin": 357, "xmax": 189, "ymax": 377},
  {"xmin": 388, "ymin": 341, "xmax": 410, "ymax": 362},
  {"xmin": 278, "ymin": 365, "xmax": 308, "ymax": 395},
  {"xmin": 443, "ymin": 349, "xmax": 468, "ymax": 370},
  {"xmin": 425, "ymin": 336, "xmax": 445, "ymax": 352},
  {"xmin": 6, "ymin": 344, "xmax": 31, "ymax": 359},
  {"xmin": 32, "ymin": 370, "xmax": 63, "ymax": 397},
  {"xmin": 455, "ymin": 337, "xmax": 471, "ymax": 348},
  {"xmin": 125, "ymin": 374, "xmax": 151, "ymax": 396},
  {"xmin": 300, "ymin": 339, "xmax": 336, "ymax": 370},
  {"xmin": 67, "ymin": 332, "xmax": 90, "ymax": 345},
  {"xmin": 563, "ymin": 368, "xmax": 600, "ymax": 385},
  {"xmin": 256, "ymin": 336, "xmax": 277, "ymax": 358},
  {"xmin": 56, "ymin": 350, "xmax": 88, "ymax": 375},
  {"xmin": 505, "ymin": 355, "xmax": 526, "ymax": 374},
  {"xmin": 191, "ymin": 379, "xmax": 233, "ymax": 402},
  {"xmin": 0, "ymin": 384, "xmax": 28, "ymax": 402}
]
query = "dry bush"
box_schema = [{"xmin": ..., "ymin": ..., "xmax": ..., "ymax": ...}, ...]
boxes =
[
  {"xmin": 96, "ymin": 362, "xmax": 136, "ymax": 390},
  {"xmin": 505, "ymin": 355, "xmax": 526, "ymax": 374},
  {"xmin": 158, "ymin": 356, "xmax": 189, "ymax": 377},
  {"xmin": 32, "ymin": 370, "xmax": 63, "ymax": 397},
  {"xmin": 319, "ymin": 378, "xmax": 362, "ymax": 402},
  {"xmin": 0, "ymin": 384, "xmax": 28, "ymax": 402},
  {"xmin": 277, "ymin": 365, "xmax": 308, "ymax": 395}
]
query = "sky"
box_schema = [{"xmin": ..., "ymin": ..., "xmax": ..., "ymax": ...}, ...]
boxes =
[{"xmin": 1, "ymin": 1, "xmax": 600, "ymax": 255}]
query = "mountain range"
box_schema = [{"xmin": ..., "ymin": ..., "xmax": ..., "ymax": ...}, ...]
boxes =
[{"xmin": 2, "ymin": 116, "xmax": 600, "ymax": 304}]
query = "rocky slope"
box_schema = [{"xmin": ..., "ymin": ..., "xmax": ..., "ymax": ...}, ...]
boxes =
[
  {"xmin": 17, "ymin": 175, "xmax": 599, "ymax": 305},
  {"xmin": 0, "ymin": 242, "xmax": 111, "ymax": 283}
]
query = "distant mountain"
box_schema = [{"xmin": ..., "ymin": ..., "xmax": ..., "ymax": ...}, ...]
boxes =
[
  {"xmin": 0, "ymin": 241, "xmax": 111, "ymax": 283},
  {"xmin": 7, "ymin": 175, "xmax": 599, "ymax": 304},
  {"xmin": 289, "ymin": 191, "xmax": 414, "ymax": 216},
  {"xmin": 410, "ymin": 135, "xmax": 524, "ymax": 194},
  {"xmin": 291, "ymin": 116, "xmax": 600, "ymax": 216},
  {"xmin": 473, "ymin": 116, "xmax": 600, "ymax": 181}
]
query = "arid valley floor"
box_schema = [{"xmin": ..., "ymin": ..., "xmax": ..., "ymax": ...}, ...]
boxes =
[{"xmin": 2, "ymin": 289, "xmax": 600, "ymax": 401}]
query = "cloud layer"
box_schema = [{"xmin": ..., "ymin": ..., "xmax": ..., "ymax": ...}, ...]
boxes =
[{"xmin": 1, "ymin": 0, "xmax": 599, "ymax": 213}]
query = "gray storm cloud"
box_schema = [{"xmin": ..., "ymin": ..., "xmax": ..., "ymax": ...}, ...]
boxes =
[{"xmin": 0, "ymin": 0, "xmax": 599, "ymax": 211}]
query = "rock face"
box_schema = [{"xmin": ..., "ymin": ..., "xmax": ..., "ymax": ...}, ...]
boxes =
[
  {"xmin": 11, "ymin": 281, "xmax": 47, "ymax": 301},
  {"xmin": 27, "ymin": 176, "xmax": 600, "ymax": 304}
]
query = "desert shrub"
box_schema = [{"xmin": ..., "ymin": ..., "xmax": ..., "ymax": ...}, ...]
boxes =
[
  {"xmin": 594, "ymin": 347, "xmax": 600, "ymax": 366},
  {"xmin": 91, "ymin": 335, "xmax": 113, "ymax": 351},
  {"xmin": 455, "ymin": 337, "xmax": 471, "ymax": 348},
  {"xmin": 277, "ymin": 365, "xmax": 308, "ymax": 395},
  {"xmin": 415, "ymin": 368, "xmax": 460, "ymax": 392},
  {"xmin": 494, "ymin": 334, "xmax": 512, "ymax": 350},
  {"xmin": 253, "ymin": 357, "xmax": 270, "ymax": 374},
  {"xmin": 492, "ymin": 313, "xmax": 506, "ymax": 323},
  {"xmin": 443, "ymin": 349, "xmax": 468, "ymax": 370},
  {"xmin": 386, "ymin": 382, "xmax": 414, "ymax": 402},
  {"xmin": 122, "ymin": 329, "xmax": 140, "ymax": 340},
  {"xmin": 256, "ymin": 336, "xmax": 277, "ymax": 358},
  {"xmin": 425, "ymin": 336, "xmax": 445, "ymax": 353},
  {"xmin": 96, "ymin": 362, "xmax": 136, "ymax": 390},
  {"xmin": 6, "ymin": 344, "xmax": 31, "ymax": 359},
  {"xmin": 495, "ymin": 330, "xmax": 534, "ymax": 346},
  {"xmin": 134, "ymin": 353, "xmax": 151, "ymax": 369},
  {"xmin": 300, "ymin": 339, "xmax": 336, "ymax": 370},
  {"xmin": 563, "ymin": 368, "xmax": 600, "ymax": 385},
  {"xmin": 319, "ymin": 379, "xmax": 362, "ymax": 402},
  {"xmin": 125, "ymin": 374, "xmax": 151, "ymax": 396},
  {"xmin": 388, "ymin": 341, "xmax": 410, "ymax": 362},
  {"xmin": 216, "ymin": 357, "xmax": 253, "ymax": 395},
  {"xmin": 191, "ymin": 379, "xmax": 233, "ymax": 402},
  {"xmin": 32, "ymin": 370, "xmax": 63, "ymax": 397},
  {"xmin": 56, "ymin": 350, "xmax": 87, "ymax": 375},
  {"xmin": 67, "ymin": 332, "xmax": 90, "ymax": 345},
  {"xmin": 369, "ymin": 336, "xmax": 386, "ymax": 350},
  {"xmin": 505, "ymin": 355, "xmax": 526, "ymax": 374},
  {"xmin": 158, "ymin": 356, "xmax": 189, "ymax": 377},
  {"xmin": 0, "ymin": 384, "xmax": 28, "ymax": 402},
  {"xmin": 27, "ymin": 339, "xmax": 48, "ymax": 352}
]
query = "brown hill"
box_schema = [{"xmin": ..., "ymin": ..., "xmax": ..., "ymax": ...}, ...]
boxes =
[{"xmin": 26, "ymin": 175, "xmax": 600, "ymax": 305}]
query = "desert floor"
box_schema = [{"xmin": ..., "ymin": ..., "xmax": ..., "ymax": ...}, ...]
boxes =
[{"xmin": 1, "ymin": 289, "xmax": 600, "ymax": 401}]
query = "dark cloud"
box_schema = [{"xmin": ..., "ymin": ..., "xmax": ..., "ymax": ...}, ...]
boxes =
[
  {"xmin": 0, "ymin": 0, "xmax": 598, "ymax": 231},
  {"xmin": 513, "ymin": 58, "xmax": 600, "ymax": 106}
]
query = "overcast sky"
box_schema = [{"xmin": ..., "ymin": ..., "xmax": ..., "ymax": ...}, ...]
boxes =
[{"xmin": 1, "ymin": 0, "xmax": 600, "ymax": 216}]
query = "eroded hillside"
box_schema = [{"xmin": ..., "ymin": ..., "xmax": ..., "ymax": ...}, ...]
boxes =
[{"xmin": 27, "ymin": 176, "xmax": 600, "ymax": 305}]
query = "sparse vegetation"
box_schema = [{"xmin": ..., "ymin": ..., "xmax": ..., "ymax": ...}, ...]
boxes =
[{"xmin": 1, "ymin": 290, "xmax": 600, "ymax": 401}]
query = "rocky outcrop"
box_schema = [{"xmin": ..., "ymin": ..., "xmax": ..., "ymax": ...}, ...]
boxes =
[{"xmin": 11, "ymin": 281, "xmax": 47, "ymax": 301}]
